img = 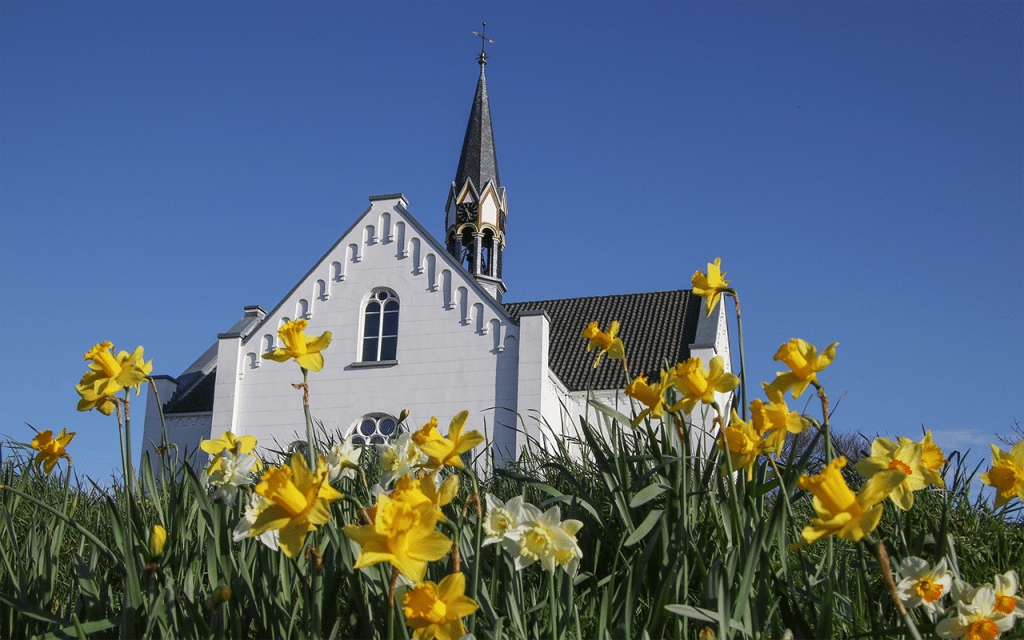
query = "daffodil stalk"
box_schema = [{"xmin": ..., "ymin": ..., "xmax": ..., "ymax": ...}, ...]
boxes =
[
  {"xmin": 875, "ymin": 540, "xmax": 925, "ymax": 640},
  {"xmin": 724, "ymin": 289, "xmax": 748, "ymax": 421}
]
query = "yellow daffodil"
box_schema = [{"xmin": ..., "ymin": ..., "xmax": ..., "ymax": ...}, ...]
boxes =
[
  {"xmin": 691, "ymin": 258, "xmax": 731, "ymax": 317},
  {"xmin": 343, "ymin": 493, "xmax": 453, "ymax": 581},
  {"xmin": 201, "ymin": 431, "xmax": 262, "ymax": 473},
  {"xmin": 415, "ymin": 472, "xmax": 460, "ymax": 520},
  {"xmin": 30, "ymin": 428, "xmax": 76, "ymax": 475},
  {"xmin": 669, "ymin": 356, "xmax": 740, "ymax": 415},
  {"xmin": 249, "ymin": 453, "xmax": 343, "ymax": 558},
  {"xmin": 149, "ymin": 525, "xmax": 167, "ymax": 557},
  {"xmin": 767, "ymin": 339, "xmax": 838, "ymax": 399},
  {"xmin": 757, "ymin": 385, "xmax": 808, "ymax": 457},
  {"xmin": 625, "ymin": 370, "xmax": 674, "ymax": 428},
  {"xmin": 402, "ymin": 572, "xmax": 479, "ymax": 640},
  {"xmin": 419, "ymin": 411, "xmax": 484, "ymax": 470},
  {"xmin": 261, "ymin": 318, "xmax": 332, "ymax": 372},
  {"xmin": 76, "ymin": 342, "xmax": 153, "ymax": 414},
  {"xmin": 897, "ymin": 429, "xmax": 947, "ymax": 489},
  {"xmin": 717, "ymin": 410, "xmax": 761, "ymax": 480},
  {"xmin": 980, "ymin": 441, "xmax": 1024, "ymax": 509},
  {"xmin": 412, "ymin": 417, "xmax": 444, "ymax": 447},
  {"xmin": 855, "ymin": 438, "xmax": 929, "ymax": 510},
  {"xmin": 790, "ymin": 457, "xmax": 906, "ymax": 550},
  {"xmin": 581, "ymin": 321, "xmax": 625, "ymax": 368}
]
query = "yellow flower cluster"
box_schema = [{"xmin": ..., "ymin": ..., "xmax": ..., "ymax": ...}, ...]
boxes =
[
  {"xmin": 624, "ymin": 356, "xmax": 740, "ymax": 428},
  {"xmin": 981, "ymin": 441, "xmax": 1024, "ymax": 509},
  {"xmin": 581, "ymin": 321, "xmax": 624, "ymax": 368}
]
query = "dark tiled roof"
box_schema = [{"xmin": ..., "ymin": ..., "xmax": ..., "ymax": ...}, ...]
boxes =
[
  {"xmin": 454, "ymin": 65, "xmax": 500, "ymax": 191},
  {"xmin": 504, "ymin": 290, "xmax": 702, "ymax": 391},
  {"xmin": 164, "ymin": 369, "xmax": 216, "ymax": 414}
]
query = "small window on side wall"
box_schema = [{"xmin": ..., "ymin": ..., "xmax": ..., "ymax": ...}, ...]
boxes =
[{"xmin": 362, "ymin": 289, "xmax": 399, "ymax": 362}]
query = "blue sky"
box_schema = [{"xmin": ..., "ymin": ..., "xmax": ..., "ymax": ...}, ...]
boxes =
[{"xmin": 1, "ymin": 1, "xmax": 1021, "ymax": 484}]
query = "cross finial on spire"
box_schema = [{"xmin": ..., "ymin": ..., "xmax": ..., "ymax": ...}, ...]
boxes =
[{"xmin": 472, "ymin": 22, "xmax": 493, "ymax": 66}]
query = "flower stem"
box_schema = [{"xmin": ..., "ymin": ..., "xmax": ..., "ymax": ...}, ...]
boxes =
[
  {"xmin": 301, "ymin": 368, "xmax": 316, "ymax": 470},
  {"xmin": 727, "ymin": 290, "xmax": 747, "ymax": 420}
]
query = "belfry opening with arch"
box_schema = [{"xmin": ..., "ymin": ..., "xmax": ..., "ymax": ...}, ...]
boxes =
[{"xmin": 141, "ymin": 40, "xmax": 733, "ymax": 466}]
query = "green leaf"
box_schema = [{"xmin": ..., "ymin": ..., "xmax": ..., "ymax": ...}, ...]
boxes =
[
  {"xmin": 624, "ymin": 508, "xmax": 663, "ymax": 547},
  {"xmin": 629, "ymin": 483, "xmax": 671, "ymax": 508}
]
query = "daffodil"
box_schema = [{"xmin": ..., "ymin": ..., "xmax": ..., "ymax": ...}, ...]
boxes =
[
  {"xmin": 343, "ymin": 493, "xmax": 453, "ymax": 581},
  {"xmin": 767, "ymin": 339, "xmax": 838, "ymax": 399},
  {"xmin": 669, "ymin": 356, "xmax": 740, "ymax": 416},
  {"xmin": 232, "ymin": 492, "xmax": 280, "ymax": 551},
  {"xmin": 377, "ymin": 433, "xmax": 427, "ymax": 487},
  {"xmin": 249, "ymin": 453, "xmax": 343, "ymax": 558},
  {"xmin": 419, "ymin": 411, "xmax": 484, "ymax": 470},
  {"xmin": 416, "ymin": 472, "xmax": 460, "ymax": 520},
  {"xmin": 201, "ymin": 431, "xmax": 262, "ymax": 474},
  {"xmin": 581, "ymin": 321, "xmax": 625, "ymax": 368},
  {"xmin": 326, "ymin": 438, "xmax": 361, "ymax": 482},
  {"xmin": 758, "ymin": 385, "xmax": 808, "ymax": 457},
  {"xmin": 691, "ymin": 257, "xmax": 731, "ymax": 317},
  {"xmin": 76, "ymin": 342, "xmax": 152, "ymax": 414},
  {"xmin": 896, "ymin": 557, "xmax": 953, "ymax": 615},
  {"xmin": 898, "ymin": 429, "xmax": 947, "ymax": 489},
  {"xmin": 993, "ymin": 570, "xmax": 1023, "ymax": 619},
  {"xmin": 936, "ymin": 585, "xmax": 1016, "ymax": 640},
  {"xmin": 513, "ymin": 503, "xmax": 580, "ymax": 574},
  {"xmin": 412, "ymin": 417, "xmax": 444, "ymax": 447},
  {"xmin": 482, "ymin": 494, "xmax": 528, "ymax": 555},
  {"xmin": 624, "ymin": 370, "xmax": 674, "ymax": 428},
  {"xmin": 402, "ymin": 572, "xmax": 479, "ymax": 640},
  {"xmin": 30, "ymin": 428, "xmax": 75, "ymax": 475},
  {"xmin": 717, "ymin": 410, "xmax": 761, "ymax": 480},
  {"xmin": 261, "ymin": 318, "xmax": 332, "ymax": 372},
  {"xmin": 980, "ymin": 441, "xmax": 1024, "ymax": 509},
  {"xmin": 208, "ymin": 449, "xmax": 260, "ymax": 505},
  {"xmin": 553, "ymin": 517, "xmax": 585, "ymax": 576},
  {"xmin": 855, "ymin": 438, "xmax": 929, "ymax": 511},
  {"xmin": 789, "ymin": 457, "xmax": 906, "ymax": 550}
]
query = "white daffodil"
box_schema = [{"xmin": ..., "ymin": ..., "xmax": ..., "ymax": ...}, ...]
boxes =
[
  {"xmin": 208, "ymin": 448, "xmax": 259, "ymax": 505},
  {"xmin": 327, "ymin": 438, "xmax": 362, "ymax": 483},
  {"xmin": 514, "ymin": 503, "xmax": 579, "ymax": 574},
  {"xmin": 936, "ymin": 585, "xmax": 1015, "ymax": 640},
  {"xmin": 482, "ymin": 494, "xmax": 528, "ymax": 556},
  {"xmin": 993, "ymin": 570, "xmax": 1024, "ymax": 620},
  {"xmin": 895, "ymin": 556, "xmax": 953, "ymax": 615},
  {"xmin": 553, "ymin": 517, "xmax": 584, "ymax": 577},
  {"xmin": 376, "ymin": 433, "xmax": 426, "ymax": 487},
  {"xmin": 232, "ymin": 492, "xmax": 280, "ymax": 551}
]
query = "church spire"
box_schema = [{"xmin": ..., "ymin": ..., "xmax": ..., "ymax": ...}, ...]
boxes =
[{"xmin": 446, "ymin": 23, "xmax": 508, "ymax": 302}]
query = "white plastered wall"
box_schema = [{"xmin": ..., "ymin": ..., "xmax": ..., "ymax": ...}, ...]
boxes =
[{"xmin": 212, "ymin": 195, "xmax": 529, "ymax": 461}]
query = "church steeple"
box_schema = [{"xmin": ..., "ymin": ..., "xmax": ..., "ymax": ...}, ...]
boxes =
[{"xmin": 446, "ymin": 23, "xmax": 507, "ymax": 302}]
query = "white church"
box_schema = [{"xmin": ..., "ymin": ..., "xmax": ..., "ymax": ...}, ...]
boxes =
[{"xmin": 142, "ymin": 45, "xmax": 733, "ymax": 466}]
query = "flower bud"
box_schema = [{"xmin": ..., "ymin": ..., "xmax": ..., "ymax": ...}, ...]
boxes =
[{"xmin": 149, "ymin": 525, "xmax": 166, "ymax": 557}]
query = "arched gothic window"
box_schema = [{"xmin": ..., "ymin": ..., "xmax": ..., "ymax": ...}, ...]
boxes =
[
  {"xmin": 350, "ymin": 413, "xmax": 402, "ymax": 446},
  {"xmin": 362, "ymin": 289, "xmax": 400, "ymax": 361}
]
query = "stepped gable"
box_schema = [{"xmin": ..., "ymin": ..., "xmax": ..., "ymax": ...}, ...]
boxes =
[{"xmin": 504, "ymin": 290, "xmax": 702, "ymax": 392}]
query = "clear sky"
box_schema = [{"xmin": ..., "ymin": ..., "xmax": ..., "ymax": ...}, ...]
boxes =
[{"xmin": 1, "ymin": 1, "xmax": 1021, "ymax": 484}]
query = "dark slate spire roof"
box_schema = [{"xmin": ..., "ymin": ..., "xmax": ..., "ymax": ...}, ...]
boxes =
[
  {"xmin": 504, "ymin": 290, "xmax": 703, "ymax": 392},
  {"xmin": 454, "ymin": 60, "xmax": 500, "ymax": 192}
]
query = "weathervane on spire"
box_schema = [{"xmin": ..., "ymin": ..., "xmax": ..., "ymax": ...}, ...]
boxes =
[{"xmin": 472, "ymin": 22, "xmax": 493, "ymax": 65}]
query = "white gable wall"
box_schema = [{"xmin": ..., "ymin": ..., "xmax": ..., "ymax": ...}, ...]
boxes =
[{"xmin": 213, "ymin": 195, "xmax": 528, "ymax": 455}]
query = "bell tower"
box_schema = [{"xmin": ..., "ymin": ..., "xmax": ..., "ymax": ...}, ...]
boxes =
[{"xmin": 445, "ymin": 23, "xmax": 507, "ymax": 302}]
